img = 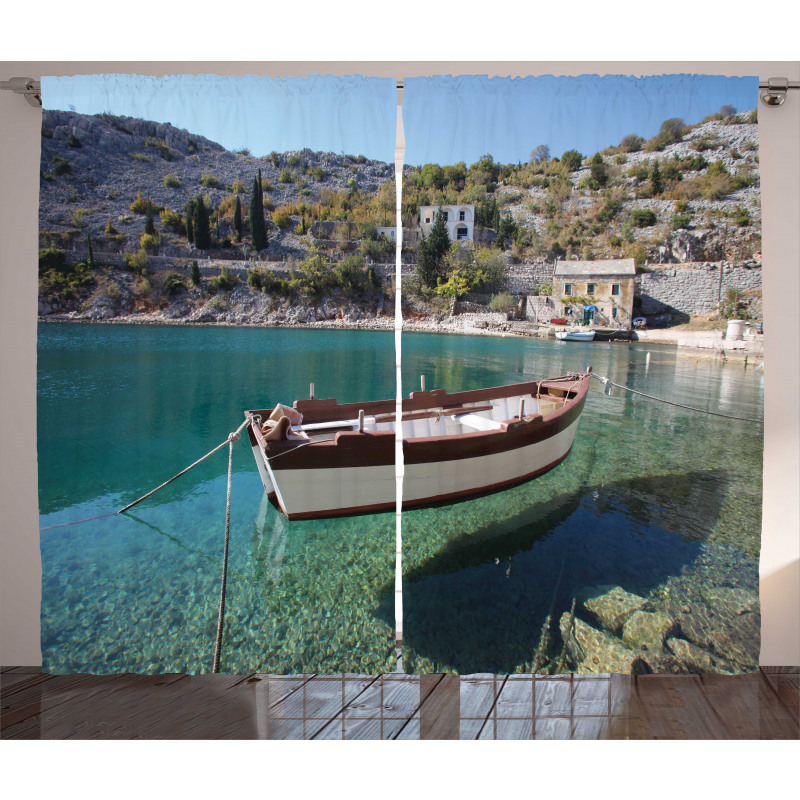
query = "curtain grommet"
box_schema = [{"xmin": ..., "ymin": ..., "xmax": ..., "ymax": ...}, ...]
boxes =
[{"xmin": 760, "ymin": 77, "xmax": 788, "ymax": 107}]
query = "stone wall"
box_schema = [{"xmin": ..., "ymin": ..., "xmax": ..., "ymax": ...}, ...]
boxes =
[{"xmin": 635, "ymin": 262, "xmax": 762, "ymax": 315}]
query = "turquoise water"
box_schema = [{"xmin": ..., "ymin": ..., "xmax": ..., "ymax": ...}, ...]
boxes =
[
  {"xmin": 398, "ymin": 332, "xmax": 763, "ymax": 674},
  {"xmin": 38, "ymin": 324, "xmax": 763, "ymax": 675},
  {"xmin": 38, "ymin": 324, "xmax": 397, "ymax": 674}
]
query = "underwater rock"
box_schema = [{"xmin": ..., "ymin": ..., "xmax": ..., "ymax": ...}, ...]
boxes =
[
  {"xmin": 560, "ymin": 613, "xmax": 641, "ymax": 674},
  {"xmin": 665, "ymin": 637, "xmax": 718, "ymax": 672},
  {"xmin": 699, "ymin": 586, "xmax": 759, "ymax": 617},
  {"xmin": 622, "ymin": 610, "xmax": 676, "ymax": 651},
  {"xmin": 582, "ymin": 585, "xmax": 647, "ymax": 633}
]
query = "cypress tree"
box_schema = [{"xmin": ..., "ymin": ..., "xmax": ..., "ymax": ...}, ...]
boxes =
[
  {"xmin": 250, "ymin": 169, "xmax": 267, "ymax": 251},
  {"xmin": 193, "ymin": 195, "xmax": 211, "ymax": 250},
  {"xmin": 190, "ymin": 259, "xmax": 200, "ymax": 286},
  {"xmin": 185, "ymin": 198, "xmax": 196, "ymax": 244},
  {"xmin": 650, "ymin": 160, "xmax": 664, "ymax": 196},
  {"xmin": 416, "ymin": 231, "xmax": 436, "ymax": 289},
  {"xmin": 144, "ymin": 208, "xmax": 156, "ymax": 236},
  {"xmin": 233, "ymin": 196, "xmax": 242, "ymax": 241},
  {"xmin": 86, "ymin": 232, "xmax": 94, "ymax": 268},
  {"xmin": 428, "ymin": 207, "xmax": 451, "ymax": 265}
]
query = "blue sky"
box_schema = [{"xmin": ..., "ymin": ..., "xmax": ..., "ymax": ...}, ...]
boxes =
[
  {"xmin": 42, "ymin": 74, "xmax": 397, "ymax": 161},
  {"xmin": 403, "ymin": 74, "xmax": 759, "ymax": 166},
  {"xmin": 43, "ymin": 73, "xmax": 758, "ymax": 167}
]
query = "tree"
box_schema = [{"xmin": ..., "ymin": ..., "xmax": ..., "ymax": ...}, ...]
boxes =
[
  {"xmin": 560, "ymin": 149, "xmax": 583, "ymax": 172},
  {"xmin": 720, "ymin": 104, "xmax": 737, "ymax": 119},
  {"xmin": 250, "ymin": 169, "xmax": 268, "ymax": 251},
  {"xmin": 620, "ymin": 134, "xmax": 645, "ymax": 153},
  {"xmin": 192, "ymin": 195, "xmax": 211, "ymax": 249},
  {"xmin": 233, "ymin": 196, "xmax": 242, "ymax": 241},
  {"xmin": 190, "ymin": 259, "xmax": 201, "ymax": 286},
  {"xmin": 416, "ymin": 233, "xmax": 437, "ymax": 289},
  {"xmin": 650, "ymin": 160, "xmax": 664, "ymax": 195},
  {"xmin": 144, "ymin": 208, "xmax": 156, "ymax": 236},
  {"xmin": 86, "ymin": 232, "xmax": 94, "ymax": 268},
  {"xmin": 184, "ymin": 198, "xmax": 196, "ymax": 244},
  {"xmin": 427, "ymin": 207, "xmax": 451, "ymax": 264},
  {"xmin": 530, "ymin": 144, "xmax": 550, "ymax": 164}
]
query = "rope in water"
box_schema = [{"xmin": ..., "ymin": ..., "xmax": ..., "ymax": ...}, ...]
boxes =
[
  {"xmin": 575, "ymin": 371, "xmax": 763, "ymax": 424},
  {"xmin": 40, "ymin": 417, "xmax": 253, "ymax": 531},
  {"xmin": 212, "ymin": 428, "xmax": 239, "ymax": 673}
]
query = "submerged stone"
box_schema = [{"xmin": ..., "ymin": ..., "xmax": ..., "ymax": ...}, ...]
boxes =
[
  {"xmin": 665, "ymin": 637, "xmax": 717, "ymax": 672},
  {"xmin": 699, "ymin": 586, "xmax": 759, "ymax": 617},
  {"xmin": 622, "ymin": 610, "xmax": 676, "ymax": 651},
  {"xmin": 560, "ymin": 613, "xmax": 640, "ymax": 674},
  {"xmin": 583, "ymin": 585, "xmax": 647, "ymax": 633}
]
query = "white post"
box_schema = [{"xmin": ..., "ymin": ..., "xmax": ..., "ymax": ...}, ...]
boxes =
[
  {"xmin": 358, "ymin": 409, "xmax": 365, "ymax": 433},
  {"xmin": 310, "ymin": 382, "xmax": 315, "ymax": 400},
  {"xmin": 518, "ymin": 397, "xmax": 525, "ymax": 420},
  {"xmin": 420, "ymin": 375, "xmax": 426, "ymax": 391}
]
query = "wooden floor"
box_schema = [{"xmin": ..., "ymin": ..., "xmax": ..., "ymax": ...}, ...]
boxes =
[{"xmin": 2, "ymin": 667, "xmax": 797, "ymax": 739}]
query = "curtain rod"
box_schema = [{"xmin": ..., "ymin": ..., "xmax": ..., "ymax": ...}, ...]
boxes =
[{"xmin": 3, "ymin": 77, "xmax": 798, "ymax": 108}]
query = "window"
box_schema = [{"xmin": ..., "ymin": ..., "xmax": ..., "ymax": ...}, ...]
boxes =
[
  {"xmin": 441, "ymin": 211, "xmax": 449, "ymax": 222},
  {"xmin": 564, "ymin": 283, "xmax": 573, "ymax": 296},
  {"xmin": 425, "ymin": 217, "xmax": 430, "ymax": 224},
  {"xmin": 612, "ymin": 306, "xmax": 618, "ymax": 318},
  {"xmin": 456, "ymin": 226, "xmax": 469, "ymax": 240},
  {"xmin": 459, "ymin": 210, "xmax": 466, "ymax": 221},
  {"xmin": 611, "ymin": 283, "xmax": 621, "ymax": 296},
  {"xmin": 587, "ymin": 283, "xmax": 596, "ymax": 295}
]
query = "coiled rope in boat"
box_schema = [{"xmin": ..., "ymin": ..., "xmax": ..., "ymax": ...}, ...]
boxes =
[{"xmin": 573, "ymin": 371, "xmax": 763, "ymax": 424}]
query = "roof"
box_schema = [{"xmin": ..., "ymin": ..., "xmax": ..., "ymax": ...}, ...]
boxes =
[{"xmin": 554, "ymin": 258, "xmax": 636, "ymax": 277}]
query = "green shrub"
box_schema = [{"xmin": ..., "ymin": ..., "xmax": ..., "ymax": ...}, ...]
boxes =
[
  {"xmin": 560, "ymin": 150, "xmax": 583, "ymax": 171},
  {"xmin": 278, "ymin": 170, "xmax": 292, "ymax": 183},
  {"xmin": 163, "ymin": 173, "xmax": 182, "ymax": 188},
  {"xmin": 631, "ymin": 209, "xmax": 657, "ymax": 227},
  {"xmin": 159, "ymin": 208, "xmax": 185, "ymax": 233},
  {"xmin": 163, "ymin": 271, "xmax": 187, "ymax": 296},
  {"xmin": 488, "ymin": 292, "xmax": 515, "ymax": 312},
  {"xmin": 66, "ymin": 133, "xmax": 82, "ymax": 148},
  {"xmin": 200, "ymin": 173, "xmax": 224, "ymax": 189},
  {"xmin": 609, "ymin": 236, "xmax": 622, "ymax": 247},
  {"xmin": 734, "ymin": 206, "xmax": 751, "ymax": 227},
  {"xmin": 144, "ymin": 137, "xmax": 174, "ymax": 161},
  {"xmin": 272, "ymin": 207, "xmax": 292, "ymax": 228},
  {"xmin": 208, "ymin": 266, "xmax": 239, "ymax": 292},
  {"xmin": 231, "ymin": 179, "xmax": 246, "ymax": 194},
  {"xmin": 674, "ymin": 199, "xmax": 689, "ymax": 213},
  {"xmin": 670, "ymin": 214, "xmax": 692, "ymax": 230},
  {"xmin": 619, "ymin": 134, "xmax": 645, "ymax": 153},
  {"xmin": 38, "ymin": 247, "xmax": 67, "ymax": 275},
  {"xmin": 104, "ymin": 218, "xmax": 117, "ymax": 234},
  {"xmin": 287, "ymin": 154, "xmax": 301, "ymax": 167},
  {"xmin": 53, "ymin": 156, "xmax": 71, "ymax": 176},
  {"xmin": 130, "ymin": 192, "xmax": 150, "ymax": 214},
  {"xmin": 130, "ymin": 152, "xmax": 150, "ymax": 162},
  {"xmin": 124, "ymin": 248, "xmax": 149, "ymax": 273},
  {"xmin": 247, "ymin": 267, "xmax": 292, "ymax": 297},
  {"xmin": 139, "ymin": 232, "xmax": 161, "ymax": 251}
]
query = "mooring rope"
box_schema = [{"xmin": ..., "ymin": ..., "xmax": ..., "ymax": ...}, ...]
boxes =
[
  {"xmin": 40, "ymin": 417, "xmax": 253, "ymax": 531},
  {"xmin": 212, "ymin": 429, "xmax": 239, "ymax": 673},
  {"xmin": 578, "ymin": 372, "xmax": 763, "ymax": 424}
]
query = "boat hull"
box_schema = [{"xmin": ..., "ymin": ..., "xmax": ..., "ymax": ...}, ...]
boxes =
[
  {"xmin": 555, "ymin": 330, "xmax": 596, "ymax": 341},
  {"xmin": 246, "ymin": 374, "xmax": 590, "ymax": 520}
]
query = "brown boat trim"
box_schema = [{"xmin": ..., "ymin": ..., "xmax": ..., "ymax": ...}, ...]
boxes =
[
  {"xmin": 244, "ymin": 374, "xmax": 584, "ymax": 426},
  {"xmin": 272, "ymin": 446, "xmax": 574, "ymax": 520},
  {"xmin": 246, "ymin": 375, "xmax": 590, "ymax": 471}
]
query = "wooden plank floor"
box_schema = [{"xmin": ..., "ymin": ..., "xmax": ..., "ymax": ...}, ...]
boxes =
[{"xmin": 1, "ymin": 667, "xmax": 797, "ymax": 740}]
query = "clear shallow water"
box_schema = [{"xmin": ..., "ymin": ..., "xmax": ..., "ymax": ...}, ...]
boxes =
[
  {"xmin": 38, "ymin": 324, "xmax": 763, "ymax": 675},
  {"xmin": 38, "ymin": 324, "xmax": 396, "ymax": 674},
  {"xmin": 398, "ymin": 332, "xmax": 763, "ymax": 674}
]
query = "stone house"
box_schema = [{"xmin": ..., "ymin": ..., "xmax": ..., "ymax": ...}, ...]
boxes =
[
  {"xmin": 419, "ymin": 205, "xmax": 474, "ymax": 241},
  {"xmin": 553, "ymin": 258, "xmax": 636, "ymax": 325}
]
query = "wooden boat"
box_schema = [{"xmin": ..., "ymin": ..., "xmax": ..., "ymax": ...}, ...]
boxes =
[
  {"xmin": 555, "ymin": 329, "xmax": 596, "ymax": 342},
  {"xmin": 245, "ymin": 371, "xmax": 591, "ymax": 520}
]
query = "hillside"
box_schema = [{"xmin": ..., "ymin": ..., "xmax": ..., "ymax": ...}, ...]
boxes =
[
  {"xmin": 37, "ymin": 108, "xmax": 761, "ymax": 326},
  {"xmin": 39, "ymin": 109, "xmax": 396, "ymax": 262}
]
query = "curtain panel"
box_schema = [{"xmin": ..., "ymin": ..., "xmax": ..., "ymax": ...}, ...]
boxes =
[
  {"xmin": 399, "ymin": 74, "xmax": 763, "ymax": 676},
  {"xmin": 37, "ymin": 74, "xmax": 398, "ymax": 675}
]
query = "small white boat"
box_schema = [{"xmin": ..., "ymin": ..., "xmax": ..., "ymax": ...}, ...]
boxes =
[
  {"xmin": 555, "ymin": 330, "xmax": 596, "ymax": 342},
  {"xmin": 245, "ymin": 372, "xmax": 591, "ymax": 520}
]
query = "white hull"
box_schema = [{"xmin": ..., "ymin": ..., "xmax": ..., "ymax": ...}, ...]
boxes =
[
  {"xmin": 252, "ymin": 416, "xmax": 581, "ymax": 519},
  {"xmin": 555, "ymin": 330, "xmax": 596, "ymax": 341}
]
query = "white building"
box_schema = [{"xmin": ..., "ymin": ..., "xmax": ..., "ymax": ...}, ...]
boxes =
[
  {"xmin": 419, "ymin": 205, "xmax": 474, "ymax": 241},
  {"xmin": 376, "ymin": 226, "xmax": 396, "ymax": 241}
]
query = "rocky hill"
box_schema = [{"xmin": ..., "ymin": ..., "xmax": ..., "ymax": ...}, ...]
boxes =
[{"xmin": 39, "ymin": 109, "xmax": 395, "ymax": 261}]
